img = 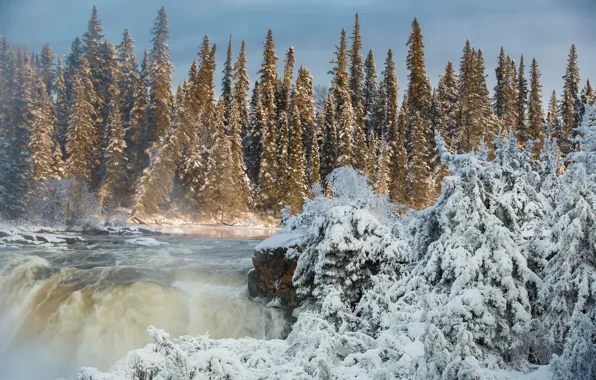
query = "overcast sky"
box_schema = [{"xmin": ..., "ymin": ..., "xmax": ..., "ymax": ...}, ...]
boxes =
[{"xmin": 0, "ymin": 0, "xmax": 594, "ymax": 99}]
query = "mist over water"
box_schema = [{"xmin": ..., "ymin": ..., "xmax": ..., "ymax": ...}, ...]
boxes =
[{"xmin": 0, "ymin": 231, "xmax": 288, "ymax": 380}]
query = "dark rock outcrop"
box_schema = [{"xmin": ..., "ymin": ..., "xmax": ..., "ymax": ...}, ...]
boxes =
[{"xmin": 248, "ymin": 245, "xmax": 301, "ymax": 308}]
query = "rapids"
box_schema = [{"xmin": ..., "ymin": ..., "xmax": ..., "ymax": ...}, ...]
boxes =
[{"xmin": 0, "ymin": 229, "xmax": 289, "ymax": 380}]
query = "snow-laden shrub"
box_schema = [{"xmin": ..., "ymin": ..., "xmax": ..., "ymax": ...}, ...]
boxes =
[
  {"xmin": 291, "ymin": 167, "xmax": 413, "ymax": 321},
  {"xmin": 29, "ymin": 178, "xmax": 100, "ymax": 229}
]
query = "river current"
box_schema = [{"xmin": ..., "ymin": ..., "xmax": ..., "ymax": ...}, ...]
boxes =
[{"xmin": 0, "ymin": 229, "xmax": 287, "ymax": 380}]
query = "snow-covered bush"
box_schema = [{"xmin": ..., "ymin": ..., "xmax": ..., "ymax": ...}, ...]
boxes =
[
  {"xmin": 291, "ymin": 167, "xmax": 413, "ymax": 324},
  {"xmin": 29, "ymin": 178, "xmax": 100, "ymax": 229}
]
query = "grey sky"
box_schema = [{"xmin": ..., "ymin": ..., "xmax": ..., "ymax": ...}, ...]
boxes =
[{"xmin": 0, "ymin": 0, "xmax": 594, "ymax": 100}]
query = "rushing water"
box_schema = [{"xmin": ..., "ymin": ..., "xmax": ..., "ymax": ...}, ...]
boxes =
[{"xmin": 0, "ymin": 229, "xmax": 288, "ymax": 380}]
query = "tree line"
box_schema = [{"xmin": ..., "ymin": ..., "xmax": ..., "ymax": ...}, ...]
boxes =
[{"xmin": 0, "ymin": 6, "xmax": 593, "ymax": 221}]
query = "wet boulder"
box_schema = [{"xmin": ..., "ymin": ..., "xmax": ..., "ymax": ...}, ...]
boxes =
[{"xmin": 247, "ymin": 230, "xmax": 304, "ymax": 308}]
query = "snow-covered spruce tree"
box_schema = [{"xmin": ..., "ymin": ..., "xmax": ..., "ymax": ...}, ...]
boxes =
[
  {"xmin": 437, "ymin": 61, "xmax": 459, "ymax": 153},
  {"xmin": 221, "ymin": 35, "xmax": 235, "ymax": 126},
  {"xmin": 493, "ymin": 47, "xmax": 509, "ymax": 121},
  {"xmin": 389, "ymin": 92, "xmax": 408, "ymax": 205},
  {"xmin": 0, "ymin": 51, "xmax": 33, "ymax": 220},
  {"xmin": 29, "ymin": 77, "xmax": 58, "ymax": 185},
  {"xmin": 228, "ymin": 99, "xmax": 250, "ymax": 213},
  {"xmin": 400, "ymin": 136, "xmax": 537, "ymax": 377},
  {"xmin": 581, "ymin": 79, "xmax": 595, "ymax": 107},
  {"xmin": 331, "ymin": 29, "xmax": 354, "ymax": 168},
  {"xmin": 285, "ymin": 101, "xmax": 308, "ymax": 213},
  {"xmin": 349, "ymin": 12, "xmax": 364, "ymax": 116},
  {"xmin": 246, "ymin": 82, "xmax": 263, "ymax": 187},
  {"xmin": 199, "ymin": 100, "xmax": 237, "ymax": 220},
  {"xmin": 127, "ymin": 49, "xmax": 149, "ymax": 195},
  {"xmin": 65, "ymin": 57, "xmax": 97, "ymax": 185},
  {"xmin": 539, "ymin": 106, "xmax": 596, "ymax": 378},
  {"xmin": 528, "ymin": 58, "xmax": 544, "ymax": 156},
  {"xmin": 132, "ymin": 103, "xmax": 184, "ymax": 218},
  {"xmin": 256, "ymin": 29, "xmax": 279, "ymax": 211},
  {"xmin": 276, "ymin": 111, "xmax": 290, "ymax": 207},
  {"xmin": 320, "ymin": 92, "xmax": 338, "ymax": 180},
  {"xmin": 146, "ymin": 6, "xmax": 173, "ymax": 147},
  {"xmin": 375, "ymin": 140, "xmax": 391, "ymax": 195},
  {"xmin": 291, "ymin": 66, "xmax": 318, "ymax": 186},
  {"xmin": 257, "ymin": 98, "xmax": 279, "ymax": 212},
  {"xmin": 516, "ymin": 55, "xmax": 529, "ymax": 146},
  {"xmin": 82, "ymin": 5, "xmax": 105, "ymax": 147},
  {"xmin": 99, "ymin": 81, "xmax": 128, "ymax": 207},
  {"xmin": 363, "ymin": 49, "xmax": 377, "ymax": 137},
  {"xmin": 558, "ymin": 44, "xmax": 582, "ymax": 155},
  {"xmin": 405, "ymin": 19, "xmax": 433, "ymax": 209},
  {"xmin": 309, "ymin": 125, "xmax": 321, "ymax": 187},
  {"xmin": 233, "ymin": 40, "xmax": 251, "ymax": 146},
  {"xmin": 54, "ymin": 58, "xmax": 69, "ymax": 158},
  {"xmin": 489, "ymin": 131, "xmax": 550, "ymax": 283},
  {"xmin": 96, "ymin": 41, "xmax": 119, "ymax": 185}
]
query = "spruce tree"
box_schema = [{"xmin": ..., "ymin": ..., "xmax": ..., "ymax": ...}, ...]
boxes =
[
  {"xmin": 375, "ymin": 140, "xmax": 390, "ymax": 195},
  {"xmin": 405, "ymin": 19, "xmax": 433, "ymax": 209},
  {"xmin": 286, "ymin": 100, "xmax": 308, "ymax": 213},
  {"xmin": 506, "ymin": 56, "xmax": 519, "ymax": 130},
  {"xmin": 560, "ymin": 44, "xmax": 582, "ymax": 154},
  {"xmin": 309, "ymin": 126, "xmax": 321, "ymax": 187},
  {"xmin": 330, "ymin": 29, "xmax": 353, "ymax": 167},
  {"xmin": 528, "ymin": 58, "xmax": 545, "ymax": 154},
  {"xmin": 65, "ymin": 57, "xmax": 97, "ymax": 184},
  {"xmin": 65, "ymin": 37, "xmax": 84, "ymax": 106},
  {"xmin": 546, "ymin": 90, "xmax": 560, "ymax": 137},
  {"xmin": 278, "ymin": 46, "xmax": 295, "ymax": 117},
  {"xmin": 294, "ymin": 66, "xmax": 317, "ymax": 182},
  {"xmin": 258, "ymin": 99, "xmax": 279, "ymax": 211},
  {"xmin": 390, "ymin": 93, "xmax": 408, "ymax": 204},
  {"xmin": 493, "ymin": 47, "xmax": 508, "ymax": 119},
  {"xmin": 117, "ymin": 29, "xmax": 140, "ymax": 139},
  {"xmin": 363, "ymin": 49, "xmax": 378, "ymax": 137},
  {"xmin": 54, "ymin": 58, "xmax": 69, "ymax": 158},
  {"xmin": 29, "ymin": 77, "xmax": 58, "ymax": 184},
  {"xmin": 258, "ymin": 29, "xmax": 278, "ymax": 139},
  {"xmin": 580, "ymin": 79, "xmax": 595, "ymax": 107},
  {"xmin": 233, "ymin": 41, "xmax": 251, "ymax": 157},
  {"xmin": 457, "ymin": 40, "xmax": 474, "ymax": 152},
  {"xmin": 99, "ymin": 81, "xmax": 128, "ymax": 207},
  {"xmin": 346, "ymin": 15, "xmax": 368, "ymax": 172},
  {"xmin": 437, "ymin": 61, "xmax": 459, "ymax": 152},
  {"xmin": 246, "ymin": 80, "xmax": 262, "ymax": 187},
  {"xmin": 276, "ymin": 111, "xmax": 290, "ymax": 207},
  {"xmin": 39, "ymin": 43, "xmax": 55, "ymax": 96},
  {"xmin": 257, "ymin": 30, "xmax": 279, "ymax": 209},
  {"xmin": 147, "ymin": 6, "xmax": 173, "ymax": 146},
  {"xmin": 96, "ymin": 41, "xmax": 120, "ymax": 185},
  {"xmin": 349, "ymin": 13, "xmax": 364, "ymax": 117},
  {"xmin": 320, "ymin": 93, "xmax": 337, "ymax": 180},
  {"xmin": 82, "ymin": 5, "xmax": 105, "ymax": 127},
  {"xmin": 199, "ymin": 100, "xmax": 236, "ymax": 220},
  {"xmin": 228, "ymin": 98, "xmax": 250, "ymax": 213},
  {"xmin": 221, "ymin": 35, "xmax": 234, "ymax": 126},
  {"xmin": 127, "ymin": 49, "xmax": 150, "ymax": 193},
  {"xmin": 561, "ymin": 87, "xmax": 576, "ymax": 154},
  {"xmin": 0, "ymin": 51, "xmax": 33, "ymax": 220},
  {"xmin": 516, "ymin": 55, "xmax": 529, "ymax": 145}
]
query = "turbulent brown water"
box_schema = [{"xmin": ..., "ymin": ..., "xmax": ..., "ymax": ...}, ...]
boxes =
[{"xmin": 0, "ymin": 230, "xmax": 290, "ymax": 380}]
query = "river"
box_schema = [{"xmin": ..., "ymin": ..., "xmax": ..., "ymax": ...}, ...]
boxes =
[{"xmin": 0, "ymin": 229, "xmax": 288, "ymax": 380}]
